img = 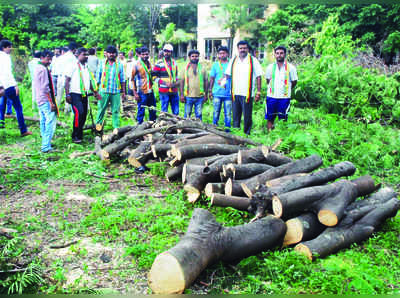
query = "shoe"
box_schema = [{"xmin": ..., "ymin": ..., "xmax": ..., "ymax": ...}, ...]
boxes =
[
  {"xmin": 42, "ymin": 149, "xmax": 54, "ymax": 153},
  {"xmin": 21, "ymin": 131, "xmax": 33, "ymax": 137},
  {"xmin": 5, "ymin": 114, "xmax": 13, "ymax": 118},
  {"xmin": 73, "ymin": 138, "xmax": 82, "ymax": 144}
]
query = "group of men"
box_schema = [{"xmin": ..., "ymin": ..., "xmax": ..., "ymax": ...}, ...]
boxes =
[{"xmin": 0, "ymin": 38, "xmax": 298, "ymax": 153}]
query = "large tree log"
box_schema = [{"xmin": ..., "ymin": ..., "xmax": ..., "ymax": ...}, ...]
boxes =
[
  {"xmin": 174, "ymin": 144, "xmax": 244, "ymax": 161},
  {"xmin": 283, "ymin": 213, "xmax": 326, "ymax": 247},
  {"xmin": 151, "ymin": 143, "xmax": 172, "ymax": 159},
  {"xmin": 183, "ymin": 164, "xmax": 207, "ymax": 202},
  {"xmin": 166, "ymin": 164, "xmax": 184, "ymax": 182},
  {"xmin": 173, "ymin": 134, "xmax": 241, "ymax": 148},
  {"xmin": 295, "ymin": 194, "xmax": 400, "ymax": 260},
  {"xmin": 202, "ymin": 153, "xmax": 238, "ymax": 182},
  {"xmin": 210, "ymin": 194, "xmax": 250, "ymax": 211},
  {"xmin": 272, "ymin": 176, "xmax": 376, "ymax": 224},
  {"xmin": 148, "ymin": 208, "xmax": 286, "ymax": 294},
  {"xmin": 238, "ymin": 146, "xmax": 292, "ymax": 166},
  {"xmin": 241, "ymin": 154, "xmax": 323, "ymax": 198},
  {"xmin": 223, "ymin": 163, "xmax": 274, "ymax": 180}
]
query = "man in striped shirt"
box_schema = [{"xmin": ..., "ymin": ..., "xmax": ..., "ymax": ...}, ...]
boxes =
[
  {"xmin": 95, "ymin": 45, "xmax": 126, "ymax": 130},
  {"xmin": 152, "ymin": 44, "xmax": 180, "ymax": 115}
]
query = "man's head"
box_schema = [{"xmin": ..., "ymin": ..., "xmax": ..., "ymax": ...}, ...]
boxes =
[
  {"xmin": 237, "ymin": 40, "xmax": 249, "ymax": 58},
  {"xmin": 40, "ymin": 50, "xmax": 54, "ymax": 66},
  {"xmin": 119, "ymin": 51, "xmax": 125, "ymax": 60},
  {"xmin": 140, "ymin": 47, "xmax": 149, "ymax": 62},
  {"xmin": 76, "ymin": 47, "xmax": 89, "ymax": 64},
  {"xmin": 68, "ymin": 42, "xmax": 78, "ymax": 54},
  {"xmin": 105, "ymin": 45, "xmax": 118, "ymax": 61},
  {"xmin": 163, "ymin": 44, "xmax": 173, "ymax": 59},
  {"xmin": 62, "ymin": 47, "xmax": 68, "ymax": 55},
  {"xmin": 217, "ymin": 46, "xmax": 229, "ymax": 61},
  {"xmin": 88, "ymin": 48, "xmax": 96, "ymax": 56},
  {"xmin": 188, "ymin": 49, "xmax": 200, "ymax": 64},
  {"xmin": 33, "ymin": 50, "xmax": 42, "ymax": 59},
  {"xmin": 128, "ymin": 50, "xmax": 134, "ymax": 59},
  {"xmin": 0, "ymin": 40, "xmax": 12, "ymax": 54},
  {"xmin": 135, "ymin": 47, "xmax": 141, "ymax": 57},
  {"xmin": 274, "ymin": 46, "xmax": 287, "ymax": 62},
  {"xmin": 54, "ymin": 47, "xmax": 61, "ymax": 57}
]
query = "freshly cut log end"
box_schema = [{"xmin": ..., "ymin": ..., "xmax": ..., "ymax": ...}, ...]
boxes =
[
  {"xmin": 225, "ymin": 179, "xmax": 233, "ymax": 196},
  {"xmin": 318, "ymin": 209, "xmax": 338, "ymax": 226},
  {"xmin": 182, "ymin": 164, "xmax": 187, "ymax": 184},
  {"xmin": 148, "ymin": 252, "xmax": 185, "ymax": 294},
  {"xmin": 96, "ymin": 124, "xmax": 103, "ymax": 132},
  {"xmin": 241, "ymin": 183, "xmax": 253, "ymax": 198},
  {"xmin": 184, "ymin": 185, "xmax": 201, "ymax": 203},
  {"xmin": 100, "ymin": 149, "xmax": 109, "ymax": 160},
  {"xmin": 294, "ymin": 244, "xmax": 313, "ymax": 260},
  {"xmin": 128, "ymin": 156, "xmax": 142, "ymax": 168},
  {"xmin": 205, "ymin": 183, "xmax": 225, "ymax": 198},
  {"xmin": 283, "ymin": 218, "xmax": 303, "ymax": 247},
  {"xmin": 272, "ymin": 196, "xmax": 283, "ymax": 218}
]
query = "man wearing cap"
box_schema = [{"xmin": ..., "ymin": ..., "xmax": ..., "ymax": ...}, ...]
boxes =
[
  {"xmin": 95, "ymin": 45, "xmax": 126, "ymax": 130},
  {"xmin": 265, "ymin": 45, "xmax": 298, "ymax": 131},
  {"xmin": 153, "ymin": 44, "xmax": 180, "ymax": 115}
]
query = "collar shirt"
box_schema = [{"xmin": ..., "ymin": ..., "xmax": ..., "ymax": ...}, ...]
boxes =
[
  {"xmin": 60, "ymin": 51, "xmax": 78, "ymax": 76},
  {"xmin": 65, "ymin": 62, "xmax": 91, "ymax": 95},
  {"xmin": 225, "ymin": 54, "xmax": 263, "ymax": 97},
  {"xmin": 126, "ymin": 58, "xmax": 136, "ymax": 80},
  {"xmin": 185, "ymin": 63, "xmax": 207, "ymax": 98},
  {"xmin": 28, "ymin": 58, "xmax": 40, "ymax": 79},
  {"xmin": 265, "ymin": 62, "xmax": 298, "ymax": 98},
  {"xmin": 0, "ymin": 51, "xmax": 17, "ymax": 89},
  {"xmin": 34, "ymin": 63, "xmax": 51, "ymax": 106},
  {"xmin": 50, "ymin": 56, "xmax": 62, "ymax": 76},
  {"xmin": 96, "ymin": 60, "xmax": 126, "ymax": 94}
]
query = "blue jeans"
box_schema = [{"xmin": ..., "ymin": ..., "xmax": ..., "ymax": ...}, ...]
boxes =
[
  {"xmin": 212, "ymin": 96, "xmax": 232, "ymax": 128},
  {"xmin": 137, "ymin": 92, "xmax": 157, "ymax": 124},
  {"xmin": 0, "ymin": 87, "xmax": 28, "ymax": 134},
  {"xmin": 38, "ymin": 102, "xmax": 57, "ymax": 152},
  {"xmin": 159, "ymin": 93, "xmax": 179, "ymax": 115},
  {"xmin": 184, "ymin": 97, "xmax": 203, "ymax": 120}
]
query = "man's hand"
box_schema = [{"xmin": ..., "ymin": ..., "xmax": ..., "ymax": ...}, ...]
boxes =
[
  {"xmin": 203, "ymin": 94, "xmax": 208, "ymax": 103},
  {"xmin": 0, "ymin": 87, "xmax": 4, "ymax": 97},
  {"xmin": 134, "ymin": 93, "xmax": 140, "ymax": 102},
  {"xmin": 121, "ymin": 93, "xmax": 127, "ymax": 101},
  {"xmin": 50, "ymin": 103, "xmax": 57, "ymax": 112},
  {"xmin": 255, "ymin": 91, "xmax": 261, "ymax": 102},
  {"xmin": 65, "ymin": 94, "xmax": 72, "ymax": 104},
  {"xmin": 208, "ymin": 91, "xmax": 213, "ymax": 100},
  {"xmin": 15, "ymin": 86, "xmax": 19, "ymax": 96},
  {"xmin": 94, "ymin": 92, "xmax": 102, "ymax": 101},
  {"xmin": 180, "ymin": 95, "xmax": 185, "ymax": 103}
]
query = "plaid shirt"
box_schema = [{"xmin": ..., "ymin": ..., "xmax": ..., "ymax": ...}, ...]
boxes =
[{"xmin": 96, "ymin": 59, "xmax": 126, "ymax": 94}]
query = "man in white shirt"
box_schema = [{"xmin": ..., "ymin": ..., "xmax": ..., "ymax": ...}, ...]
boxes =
[
  {"xmin": 57, "ymin": 42, "xmax": 78, "ymax": 114},
  {"xmin": 265, "ymin": 46, "xmax": 298, "ymax": 131},
  {"xmin": 49, "ymin": 47, "xmax": 61, "ymax": 97},
  {"xmin": 225, "ymin": 40, "xmax": 263, "ymax": 135},
  {"xmin": 65, "ymin": 47, "xmax": 101, "ymax": 143},
  {"xmin": 126, "ymin": 49, "xmax": 137, "ymax": 98},
  {"xmin": 0, "ymin": 39, "xmax": 32, "ymax": 136}
]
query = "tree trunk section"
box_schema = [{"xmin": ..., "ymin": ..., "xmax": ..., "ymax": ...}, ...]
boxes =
[
  {"xmin": 166, "ymin": 164, "xmax": 184, "ymax": 182},
  {"xmin": 210, "ymin": 194, "xmax": 250, "ymax": 211},
  {"xmin": 183, "ymin": 164, "xmax": 207, "ymax": 202},
  {"xmin": 128, "ymin": 141, "xmax": 152, "ymax": 167},
  {"xmin": 174, "ymin": 144, "xmax": 244, "ymax": 161},
  {"xmin": 223, "ymin": 163, "xmax": 274, "ymax": 180},
  {"xmin": 205, "ymin": 183, "xmax": 225, "ymax": 197},
  {"xmin": 283, "ymin": 212, "xmax": 325, "ymax": 247},
  {"xmin": 148, "ymin": 208, "xmax": 286, "ymax": 294},
  {"xmin": 225, "ymin": 178, "xmax": 247, "ymax": 197}
]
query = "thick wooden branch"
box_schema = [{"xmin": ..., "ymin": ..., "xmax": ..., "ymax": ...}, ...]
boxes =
[
  {"xmin": 148, "ymin": 208, "xmax": 286, "ymax": 294},
  {"xmin": 210, "ymin": 194, "xmax": 250, "ymax": 211}
]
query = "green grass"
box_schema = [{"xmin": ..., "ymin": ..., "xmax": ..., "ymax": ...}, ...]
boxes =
[{"xmin": 0, "ymin": 82, "xmax": 399, "ymax": 294}]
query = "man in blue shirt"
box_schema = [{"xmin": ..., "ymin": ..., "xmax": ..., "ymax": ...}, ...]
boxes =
[{"xmin": 208, "ymin": 46, "xmax": 232, "ymax": 130}]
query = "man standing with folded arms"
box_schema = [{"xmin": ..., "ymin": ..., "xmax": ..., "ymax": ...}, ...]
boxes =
[
  {"xmin": 0, "ymin": 39, "xmax": 32, "ymax": 136},
  {"xmin": 34, "ymin": 50, "xmax": 57, "ymax": 152},
  {"xmin": 225, "ymin": 40, "xmax": 263, "ymax": 135},
  {"xmin": 95, "ymin": 45, "xmax": 126, "ymax": 130}
]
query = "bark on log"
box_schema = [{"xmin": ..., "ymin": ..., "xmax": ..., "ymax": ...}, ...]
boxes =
[
  {"xmin": 202, "ymin": 153, "xmax": 238, "ymax": 182},
  {"xmin": 151, "ymin": 143, "xmax": 172, "ymax": 158},
  {"xmin": 205, "ymin": 183, "xmax": 225, "ymax": 197},
  {"xmin": 283, "ymin": 212, "xmax": 326, "ymax": 247},
  {"xmin": 183, "ymin": 164, "xmax": 207, "ymax": 202},
  {"xmin": 210, "ymin": 194, "xmax": 251, "ymax": 211},
  {"xmin": 241, "ymin": 155, "xmax": 323, "ymax": 198},
  {"xmin": 166, "ymin": 164, "xmax": 184, "ymax": 182},
  {"xmin": 295, "ymin": 196, "xmax": 400, "ymax": 260},
  {"xmin": 238, "ymin": 146, "xmax": 292, "ymax": 166},
  {"xmin": 148, "ymin": 208, "xmax": 286, "ymax": 294},
  {"xmin": 128, "ymin": 141, "xmax": 152, "ymax": 167},
  {"xmin": 272, "ymin": 176, "xmax": 376, "ymax": 225},
  {"xmin": 225, "ymin": 178, "xmax": 247, "ymax": 197},
  {"xmin": 119, "ymin": 146, "xmax": 135, "ymax": 160},
  {"xmin": 173, "ymin": 134, "xmax": 240, "ymax": 148},
  {"xmin": 174, "ymin": 144, "xmax": 244, "ymax": 161},
  {"xmin": 223, "ymin": 163, "xmax": 274, "ymax": 180}
]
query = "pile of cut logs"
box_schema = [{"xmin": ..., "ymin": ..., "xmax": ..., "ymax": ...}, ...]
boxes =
[{"xmin": 92, "ymin": 113, "xmax": 399, "ymax": 294}]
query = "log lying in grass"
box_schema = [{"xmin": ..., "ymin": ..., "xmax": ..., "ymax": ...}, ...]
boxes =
[
  {"xmin": 202, "ymin": 153, "xmax": 238, "ymax": 181},
  {"xmin": 272, "ymin": 175, "xmax": 376, "ymax": 224},
  {"xmin": 148, "ymin": 208, "xmax": 286, "ymax": 294},
  {"xmin": 223, "ymin": 163, "xmax": 274, "ymax": 180},
  {"xmin": 210, "ymin": 193, "xmax": 251, "ymax": 211},
  {"xmin": 172, "ymin": 134, "xmax": 240, "ymax": 147},
  {"xmin": 166, "ymin": 164, "xmax": 184, "ymax": 182},
  {"xmin": 225, "ymin": 178, "xmax": 247, "ymax": 197},
  {"xmin": 241, "ymin": 154, "xmax": 323, "ymax": 198},
  {"xmin": 174, "ymin": 144, "xmax": 244, "ymax": 161},
  {"xmin": 295, "ymin": 190, "xmax": 400, "ymax": 260},
  {"xmin": 151, "ymin": 143, "xmax": 172, "ymax": 159},
  {"xmin": 283, "ymin": 212, "xmax": 326, "ymax": 247},
  {"xmin": 128, "ymin": 141, "xmax": 152, "ymax": 167},
  {"xmin": 183, "ymin": 164, "xmax": 207, "ymax": 202}
]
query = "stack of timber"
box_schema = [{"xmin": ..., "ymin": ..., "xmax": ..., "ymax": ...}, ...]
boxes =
[{"xmin": 91, "ymin": 115, "xmax": 399, "ymax": 294}]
